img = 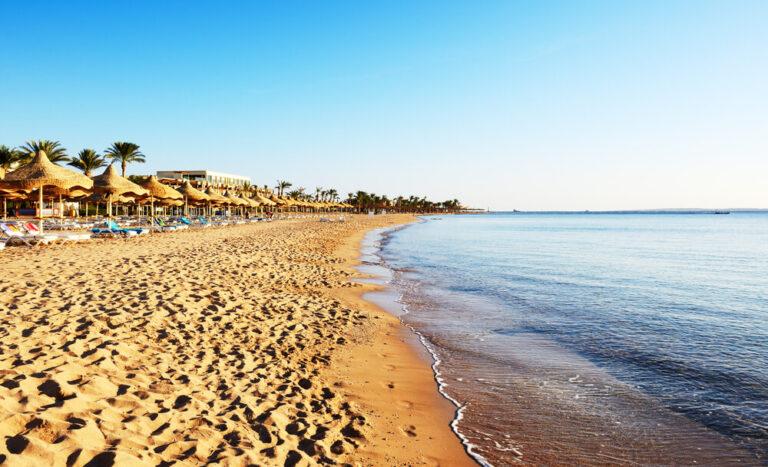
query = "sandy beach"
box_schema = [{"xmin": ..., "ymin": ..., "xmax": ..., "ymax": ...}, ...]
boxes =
[{"xmin": 0, "ymin": 215, "xmax": 471, "ymax": 466}]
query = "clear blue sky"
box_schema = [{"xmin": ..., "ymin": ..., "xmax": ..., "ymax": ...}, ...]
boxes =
[{"xmin": 1, "ymin": 1, "xmax": 766, "ymax": 210}]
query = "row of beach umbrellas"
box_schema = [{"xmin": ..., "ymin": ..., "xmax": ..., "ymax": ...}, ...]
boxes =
[{"xmin": 0, "ymin": 151, "xmax": 352, "ymax": 231}]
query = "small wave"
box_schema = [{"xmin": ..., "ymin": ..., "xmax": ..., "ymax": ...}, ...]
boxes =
[
  {"xmin": 364, "ymin": 223, "xmax": 496, "ymax": 466},
  {"xmin": 400, "ymin": 302, "xmax": 495, "ymax": 467}
]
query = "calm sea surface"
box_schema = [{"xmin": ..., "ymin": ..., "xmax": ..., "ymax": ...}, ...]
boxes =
[{"xmin": 375, "ymin": 213, "xmax": 768, "ymax": 465}]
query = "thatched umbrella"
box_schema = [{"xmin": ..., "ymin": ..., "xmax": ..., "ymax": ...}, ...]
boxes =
[
  {"xmin": 139, "ymin": 175, "xmax": 182, "ymax": 223},
  {"xmin": 177, "ymin": 181, "xmax": 209, "ymax": 216},
  {"xmin": 205, "ymin": 187, "xmax": 228, "ymax": 204},
  {"xmin": 92, "ymin": 164, "xmax": 148, "ymax": 218},
  {"xmin": 224, "ymin": 191, "xmax": 245, "ymax": 216},
  {"xmin": 0, "ymin": 151, "xmax": 93, "ymax": 231},
  {"xmin": 240, "ymin": 194, "xmax": 258, "ymax": 210},
  {"xmin": 256, "ymin": 192, "xmax": 273, "ymax": 205},
  {"xmin": 224, "ymin": 191, "xmax": 243, "ymax": 205},
  {"xmin": 204, "ymin": 187, "xmax": 228, "ymax": 217}
]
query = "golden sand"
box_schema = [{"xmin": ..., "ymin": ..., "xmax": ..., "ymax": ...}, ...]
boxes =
[{"xmin": 0, "ymin": 215, "xmax": 471, "ymax": 466}]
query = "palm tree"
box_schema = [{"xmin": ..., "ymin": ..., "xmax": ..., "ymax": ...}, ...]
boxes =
[
  {"xmin": 19, "ymin": 140, "xmax": 68, "ymax": 164},
  {"xmin": 276, "ymin": 180, "xmax": 292, "ymax": 196},
  {"xmin": 105, "ymin": 141, "xmax": 145, "ymax": 177},
  {"xmin": 326, "ymin": 188, "xmax": 338, "ymax": 202},
  {"xmin": 67, "ymin": 149, "xmax": 106, "ymax": 176},
  {"xmin": 0, "ymin": 145, "xmax": 21, "ymax": 177}
]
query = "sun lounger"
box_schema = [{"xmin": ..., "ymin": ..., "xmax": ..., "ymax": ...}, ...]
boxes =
[
  {"xmin": 24, "ymin": 222, "xmax": 91, "ymax": 242},
  {"xmin": 179, "ymin": 216, "xmax": 205, "ymax": 228},
  {"xmin": 91, "ymin": 226, "xmax": 137, "ymax": 238},
  {"xmin": 207, "ymin": 216, "xmax": 229, "ymax": 226},
  {"xmin": 181, "ymin": 216, "xmax": 209, "ymax": 228},
  {"xmin": 18, "ymin": 222, "xmax": 62, "ymax": 243},
  {"xmin": 91, "ymin": 221, "xmax": 144, "ymax": 238},
  {"xmin": 0, "ymin": 222, "xmax": 53, "ymax": 246},
  {"xmin": 107, "ymin": 220, "xmax": 148, "ymax": 235},
  {"xmin": 153, "ymin": 218, "xmax": 182, "ymax": 232}
]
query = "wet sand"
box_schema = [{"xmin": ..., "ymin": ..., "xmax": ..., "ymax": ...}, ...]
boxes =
[
  {"xmin": 393, "ymin": 280, "xmax": 760, "ymax": 466},
  {"xmin": 0, "ymin": 215, "xmax": 471, "ymax": 466}
]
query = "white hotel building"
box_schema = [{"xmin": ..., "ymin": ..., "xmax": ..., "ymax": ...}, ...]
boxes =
[{"xmin": 156, "ymin": 170, "xmax": 251, "ymax": 187}]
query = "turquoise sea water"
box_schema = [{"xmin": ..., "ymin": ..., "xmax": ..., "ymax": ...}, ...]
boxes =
[{"xmin": 378, "ymin": 213, "xmax": 768, "ymax": 465}]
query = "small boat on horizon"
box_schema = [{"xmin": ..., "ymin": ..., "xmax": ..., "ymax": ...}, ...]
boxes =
[{"xmin": 714, "ymin": 210, "xmax": 730, "ymax": 215}]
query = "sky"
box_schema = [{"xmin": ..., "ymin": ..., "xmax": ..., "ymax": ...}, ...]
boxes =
[{"xmin": 1, "ymin": 0, "xmax": 766, "ymax": 210}]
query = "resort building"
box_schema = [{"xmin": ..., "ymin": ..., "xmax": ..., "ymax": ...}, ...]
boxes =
[{"xmin": 156, "ymin": 170, "xmax": 251, "ymax": 187}]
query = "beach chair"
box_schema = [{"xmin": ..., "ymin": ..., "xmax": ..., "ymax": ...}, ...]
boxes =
[
  {"xmin": 176, "ymin": 217, "xmax": 197, "ymax": 229},
  {"xmin": 183, "ymin": 216, "xmax": 209, "ymax": 228},
  {"xmin": 19, "ymin": 222, "xmax": 62, "ymax": 243},
  {"xmin": 0, "ymin": 222, "xmax": 52, "ymax": 246},
  {"xmin": 24, "ymin": 222, "xmax": 91, "ymax": 242},
  {"xmin": 153, "ymin": 218, "xmax": 180, "ymax": 232},
  {"xmin": 209, "ymin": 216, "xmax": 229, "ymax": 227},
  {"xmin": 170, "ymin": 218, "xmax": 189, "ymax": 230},
  {"xmin": 108, "ymin": 220, "xmax": 148, "ymax": 236},
  {"xmin": 0, "ymin": 238, "xmax": 7, "ymax": 250},
  {"xmin": 91, "ymin": 221, "xmax": 141, "ymax": 238}
]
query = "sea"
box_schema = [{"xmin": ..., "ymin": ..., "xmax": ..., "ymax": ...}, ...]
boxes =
[{"xmin": 361, "ymin": 212, "xmax": 768, "ymax": 466}]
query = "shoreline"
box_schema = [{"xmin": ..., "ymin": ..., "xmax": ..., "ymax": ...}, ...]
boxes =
[
  {"xmin": 328, "ymin": 218, "xmax": 474, "ymax": 466},
  {"xmin": 355, "ymin": 223, "xmax": 492, "ymax": 466}
]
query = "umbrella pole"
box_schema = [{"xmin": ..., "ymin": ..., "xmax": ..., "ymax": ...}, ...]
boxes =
[
  {"xmin": 2, "ymin": 196, "xmax": 6, "ymax": 221},
  {"xmin": 107, "ymin": 196, "xmax": 112, "ymax": 219},
  {"xmin": 38, "ymin": 186, "xmax": 44, "ymax": 232}
]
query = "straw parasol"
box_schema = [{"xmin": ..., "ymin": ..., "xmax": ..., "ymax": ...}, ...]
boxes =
[
  {"xmin": 257, "ymin": 192, "xmax": 276, "ymax": 207},
  {"xmin": 139, "ymin": 175, "xmax": 182, "ymax": 222},
  {"xmin": 240, "ymin": 193, "xmax": 259, "ymax": 208},
  {"xmin": 269, "ymin": 194, "xmax": 289, "ymax": 211},
  {"xmin": 223, "ymin": 191, "xmax": 243, "ymax": 206},
  {"xmin": 0, "ymin": 151, "xmax": 93, "ymax": 231},
  {"xmin": 222, "ymin": 191, "xmax": 244, "ymax": 215},
  {"xmin": 177, "ymin": 181, "xmax": 209, "ymax": 215},
  {"xmin": 92, "ymin": 164, "xmax": 148, "ymax": 218},
  {"xmin": 205, "ymin": 187, "xmax": 228, "ymax": 205},
  {"xmin": 140, "ymin": 175, "xmax": 182, "ymax": 201},
  {"xmin": 203, "ymin": 187, "xmax": 228, "ymax": 217}
]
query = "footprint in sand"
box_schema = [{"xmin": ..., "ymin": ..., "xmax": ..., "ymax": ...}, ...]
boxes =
[{"xmin": 397, "ymin": 400, "xmax": 414, "ymax": 409}]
